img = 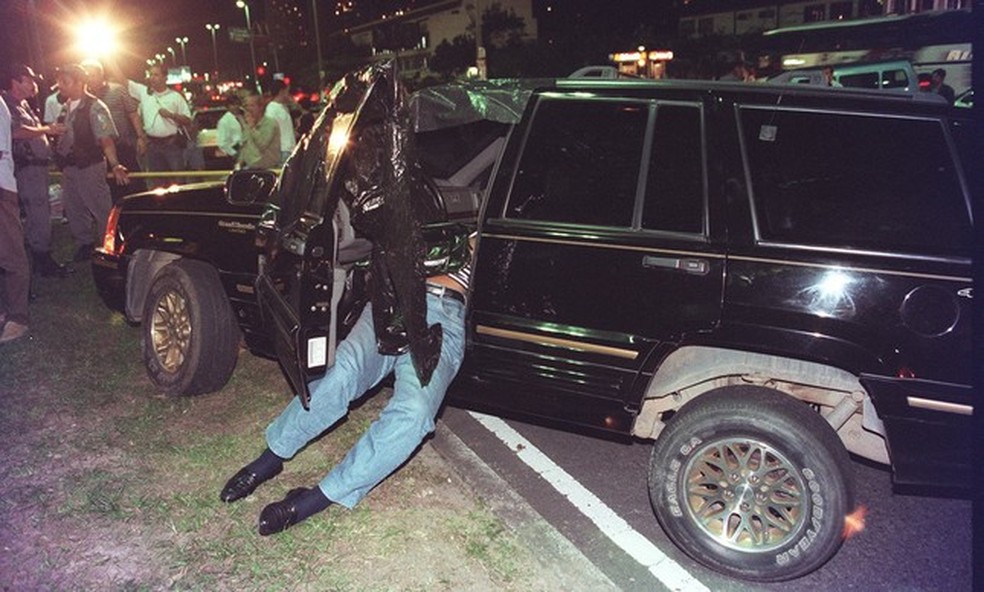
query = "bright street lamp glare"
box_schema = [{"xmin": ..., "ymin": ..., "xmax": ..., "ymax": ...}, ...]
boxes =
[{"xmin": 75, "ymin": 18, "xmax": 118, "ymax": 58}]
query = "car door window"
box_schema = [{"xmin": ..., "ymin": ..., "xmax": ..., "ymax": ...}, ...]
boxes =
[
  {"xmin": 642, "ymin": 104, "xmax": 705, "ymax": 234},
  {"xmin": 740, "ymin": 107, "xmax": 971, "ymax": 255},
  {"xmin": 506, "ymin": 98, "xmax": 648, "ymax": 228}
]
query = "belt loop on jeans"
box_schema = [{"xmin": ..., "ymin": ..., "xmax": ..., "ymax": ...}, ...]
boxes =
[{"xmin": 425, "ymin": 283, "xmax": 466, "ymax": 305}]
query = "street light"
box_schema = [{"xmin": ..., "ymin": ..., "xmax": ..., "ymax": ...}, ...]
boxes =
[
  {"xmin": 156, "ymin": 53, "xmax": 166, "ymax": 65},
  {"xmin": 175, "ymin": 36, "xmax": 188, "ymax": 65},
  {"xmin": 236, "ymin": 0, "xmax": 259, "ymax": 91},
  {"xmin": 205, "ymin": 24, "xmax": 221, "ymax": 78},
  {"xmin": 166, "ymin": 46, "xmax": 176, "ymax": 65}
]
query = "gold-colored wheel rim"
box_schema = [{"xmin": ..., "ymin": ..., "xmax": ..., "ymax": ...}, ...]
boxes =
[
  {"xmin": 150, "ymin": 290, "xmax": 192, "ymax": 373},
  {"xmin": 683, "ymin": 438, "xmax": 806, "ymax": 552}
]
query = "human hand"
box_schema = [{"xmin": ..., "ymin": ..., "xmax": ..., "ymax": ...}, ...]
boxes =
[
  {"xmin": 159, "ymin": 107, "xmax": 173, "ymax": 120},
  {"xmin": 47, "ymin": 123, "xmax": 67, "ymax": 136},
  {"xmin": 136, "ymin": 136, "xmax": 148, "ymax": 157},
  {"xmin": 111, "ymin": 164, "xmax": 129, "ymax": 186}
]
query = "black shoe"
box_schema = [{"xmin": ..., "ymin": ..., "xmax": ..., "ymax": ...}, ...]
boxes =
[
  {"xmin": 220, "ymin": 463, "xmax": 283, "ymax": 503},
  {"xmin": 73, "ymin": 244, "xmax": 94, "ymax": 262},
  {"xmin": 34, "ymin": 252, "xmax": 74, "ymax": 278},
  {"xmin": 258, "ymin": 488, "xmax": 309, "ymax": 536}
]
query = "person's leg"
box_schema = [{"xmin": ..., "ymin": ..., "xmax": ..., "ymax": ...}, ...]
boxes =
[
  {"xmin": 264, "ymin": 302, "xmax": 396, "ymax": 459},
  {"xmin": 257, "ymin": 294, "xmax": 465, "ymax": 534},
  {"xmin": 78, "ymin": 162, "xmax": 113, "ymax": 242},
  {"xmin": 0, "ymin": 189, "xmax": 31, "ymax": 340},
  {"xmin": 163, "ymin": 143, "xmax": 187, "ymax": 184},
  {"xmin": 145, "ymin": 142, "xmax": 169, "ymax": 188},
  {"xmin": 59, "ymin": 168, "xmax": 94, "ymax": 247},
  {"xmin": 221, "ymin": 302, "xmax": 391, "ymax": 503},
  {"xmin": 318, "ymin": 294, "xmax": 466, "ymax": 508},
  {"xmin": 16, "ymin": 166, "xmax": 52, "ymax": 254}
]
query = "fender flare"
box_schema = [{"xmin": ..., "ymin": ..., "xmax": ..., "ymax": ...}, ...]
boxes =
[
  {"xmin": 125, "ymin": 249, "xmax": 182, "ymax": 322},
  {"xmin": 632, "ymin": 346, "xmax": 888, "ymax": 465}
]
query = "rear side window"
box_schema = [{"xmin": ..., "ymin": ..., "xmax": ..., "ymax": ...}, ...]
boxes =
[
  {"xmin": 506, "ymin": 98, "xmax": 648, "ymax": 227},
  {"xmin": 740, "ymin": 108, "xmax": 971, "ymax": 255}
]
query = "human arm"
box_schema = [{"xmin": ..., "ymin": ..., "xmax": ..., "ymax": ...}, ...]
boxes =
[
  {"xmin": 99, "ymin": 135, "xmax": 129, "ymax": 185},
  {"xmin": 12, "ymin": 121, "xmax": 65, "ymax": 140},
  {"xmin": 92, "ymin": 101, "xmax": 128, "ymax": 184},
  {"xmin": 130, "ymin": 109, "xmax": 147, "ymax": 156}
]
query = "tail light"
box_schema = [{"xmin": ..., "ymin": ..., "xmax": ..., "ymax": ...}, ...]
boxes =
[{"xmin": 100, "ymin": 205, "xmax": 122, "ymax": 255}]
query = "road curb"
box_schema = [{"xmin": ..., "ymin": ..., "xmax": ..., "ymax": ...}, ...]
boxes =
[{"xmin": 431, "ymin": 420, "xmax": 619, "ymax": 591}]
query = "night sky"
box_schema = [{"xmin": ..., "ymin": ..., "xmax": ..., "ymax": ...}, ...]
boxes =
[{"xmin": 1, "ymin": 0, "xmax": 672, "ymax": 81}]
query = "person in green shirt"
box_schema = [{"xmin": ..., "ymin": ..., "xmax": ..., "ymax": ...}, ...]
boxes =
[{"xmin": 236, "ymin": 91, "xmax": 280, "ymax": 170}]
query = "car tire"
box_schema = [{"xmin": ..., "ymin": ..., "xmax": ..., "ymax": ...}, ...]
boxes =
[
  {"xmin": 141, "ymin": 260, "xmax": 240, "ymax": 396},
  {"xmin": 648, "ymin": 386, "xmax": 854, "ymax": 582}
]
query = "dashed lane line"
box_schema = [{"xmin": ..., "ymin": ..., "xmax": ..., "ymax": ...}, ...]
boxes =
[{"xmin": 469, "ymin": 411, "xmax": 711, "ymax": 592}]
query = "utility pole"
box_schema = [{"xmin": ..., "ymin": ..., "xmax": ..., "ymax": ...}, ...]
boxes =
[
  {"xmin": 311, "ymin": 0, "xmax": 325, "ymax": 88},
  {"xmin": 474, "ymin": 0, "xmax": 486, "ymax": 79},
  {"xmin": 175, "ymin": 37, "xmax": 189, "ymax": 66},
  {"xmin": 206, "ymin": 24, "xmax": 221, "ymax": 78},
  {"xmin": 237, "ymin": 0, "xmax": 260, "ymax": 91}
]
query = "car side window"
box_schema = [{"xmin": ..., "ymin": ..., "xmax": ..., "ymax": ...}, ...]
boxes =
[
  {"xmin": 506, "ymin": 98, "xmax": 648, "ymax": 228},
  {"xmin": 839, "ymin": 72, "xmax": 878, "ymax": 89},
  {"xmin": 881, "ymin": 69, "xmax": 909, "ymax": 89},
  {"xmin": 741, "ymin": 107, "xmax": 971, "ymax": 255},
  {"xmin": 642, "ymin": 104, "xmax": 704, "ymax": 234}
]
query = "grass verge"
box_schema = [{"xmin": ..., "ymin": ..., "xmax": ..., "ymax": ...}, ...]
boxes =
[{"xmin": 0, "ymin": 225, "xmax": 558, "ymax": 591}]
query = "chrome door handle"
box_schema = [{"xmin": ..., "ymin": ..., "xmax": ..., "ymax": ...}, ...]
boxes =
[{"xmin": 642, "ymin": 255, "xmax": 709, "ymax": 275}]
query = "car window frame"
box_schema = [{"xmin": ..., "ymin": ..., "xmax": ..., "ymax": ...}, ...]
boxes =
[
  {"xmin": 735, "ymin": 103, "xmax": 973, "ymax": 262},
  {"xmin": 499, "ymin": 93, "xmax": 709, "ymax": 241}
]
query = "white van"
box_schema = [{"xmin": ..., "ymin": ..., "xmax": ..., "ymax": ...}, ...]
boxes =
[{"xmin": 768, "ymin": 60, "xmax": 920, "ymax": 93}]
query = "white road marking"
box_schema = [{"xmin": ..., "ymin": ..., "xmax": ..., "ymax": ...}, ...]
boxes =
[{"xmin": 469, "ymin": 411, "xmax": 710, "ymax": 592}]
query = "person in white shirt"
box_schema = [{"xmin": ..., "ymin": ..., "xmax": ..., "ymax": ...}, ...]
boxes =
[
  {"xmin": 124, "ymin": 63, "xmax": 192, "ymax": 186},
  {"xmin": 264, "ymin": 80, "xmax": 296, "ymax": 164},
  {"xmin": 216, "ymin": 93, "xmax": 243, "ymax": 163},
  {"xmin": 0, "ymin": 80, "xmax": 31, "ymax": 344},
  {"xmin": 43, "ymin": 89, "xmax": 65, "ymax": 124}
]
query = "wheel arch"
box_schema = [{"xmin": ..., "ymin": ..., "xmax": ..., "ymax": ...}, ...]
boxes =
[
  {"xmin": 125, "ymin": 250, "xmax": 189, "ymax": 322},
  {"xmin": 632, "ymin": 345, "xmax": 889, "ymax": 465}
]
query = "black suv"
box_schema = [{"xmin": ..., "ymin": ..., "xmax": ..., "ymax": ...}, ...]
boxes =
[{"xmin": 93, "ymin": 62, "xmax": 973, "ymax": 582}]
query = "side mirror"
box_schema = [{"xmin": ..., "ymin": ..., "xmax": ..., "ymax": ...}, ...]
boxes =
[{"xmin": 226, "ymin": 169, "xmax": 278, "ymax": 205}]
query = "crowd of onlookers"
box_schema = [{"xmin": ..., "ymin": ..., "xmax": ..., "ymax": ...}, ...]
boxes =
[{"xmin": 0, "ymin": 58, "xmax": 302, "ymax": 344}]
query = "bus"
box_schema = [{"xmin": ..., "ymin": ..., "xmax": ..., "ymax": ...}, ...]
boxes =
[{"xmin": 758, "ymin": 9, "xmax": 972, "ymax": 94}]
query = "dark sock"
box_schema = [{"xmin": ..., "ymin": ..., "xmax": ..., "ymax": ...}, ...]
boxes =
[
  {"xmin": 293, "ymin": 487, "xmax": 333, "ymax": 522},
  {"xmin": 248, "ymin": 448, "xmax": 284, "ymax": 478}
]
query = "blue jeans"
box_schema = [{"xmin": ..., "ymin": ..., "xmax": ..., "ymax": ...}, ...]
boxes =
[{"xmin": 265, "ymin": 292, "xmax": 466, "ymax": 508}]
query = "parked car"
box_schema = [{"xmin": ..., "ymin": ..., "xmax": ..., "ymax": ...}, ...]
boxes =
[
  {"xmin": 93, "ymin": 62, "xmax": 973, "ymax": 582},
  {"xmin": 767, "ymin": 59, "xmax": 924, "ymax": 94},
  {"xmin": 192, "ymin": 106, "xmax": 236, "ymax": 170}
]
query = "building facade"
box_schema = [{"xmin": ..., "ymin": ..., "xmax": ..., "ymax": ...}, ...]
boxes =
[
  {"xmin": 678, "ymin": 0, "xmax": 971, "ymax": 38},
  {"xmin": 343, "ymin": 0, "xmax": 536, "ymax": 75}
]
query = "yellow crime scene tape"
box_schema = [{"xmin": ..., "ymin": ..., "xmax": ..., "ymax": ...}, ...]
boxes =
[{"xmin": 49, "ymin": 169, "xmax": 281, "ymax": 179}]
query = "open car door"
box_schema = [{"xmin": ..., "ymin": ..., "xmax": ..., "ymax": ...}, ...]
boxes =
[{"xmin": 254, "ymin": 64, "xmax": 384, "ymax": 408}]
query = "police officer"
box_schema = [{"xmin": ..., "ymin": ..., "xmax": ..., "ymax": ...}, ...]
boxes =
[
  {"xmin": 52, "ymin": 64, "xmax": 128, "ymax": 262},
  {"xmin": 1, "ymin": 64, "xmax": 72, "ymax": 277}
]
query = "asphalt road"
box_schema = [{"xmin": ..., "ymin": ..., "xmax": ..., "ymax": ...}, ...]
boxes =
[{"xmin": 438, "ymin": 407, "xmax": 972, "ymax": 592}]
